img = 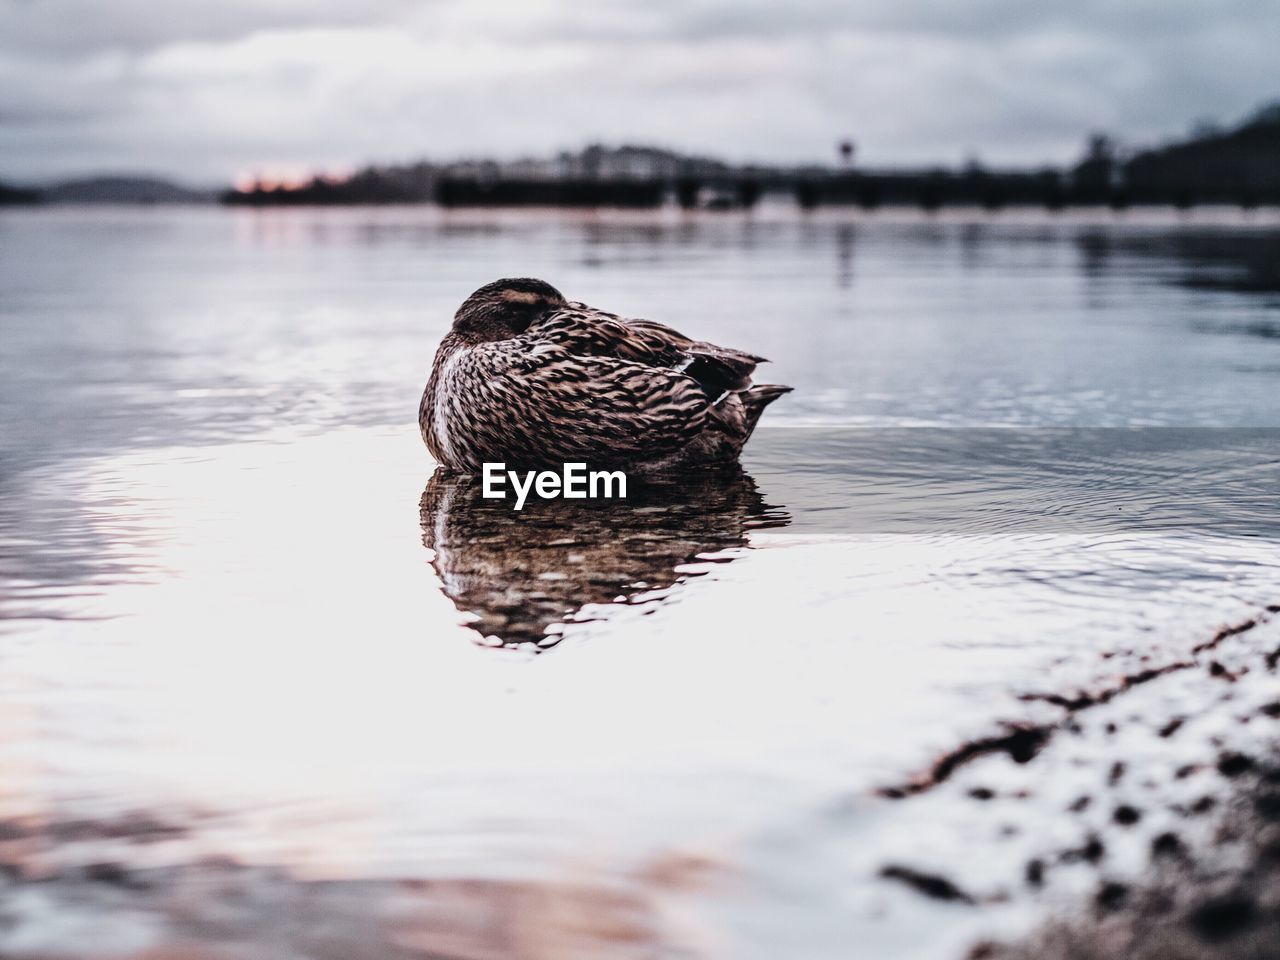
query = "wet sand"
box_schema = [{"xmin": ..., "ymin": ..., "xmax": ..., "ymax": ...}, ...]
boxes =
[{"xmin": 875, "ymin": 612, "xmax": 1280, "ymax": 960}]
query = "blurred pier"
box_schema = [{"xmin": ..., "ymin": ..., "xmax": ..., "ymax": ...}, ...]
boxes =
[
  {"xmin": 219, "ymin": 107, "xmax": 1280, "ymax": 211},
  {"xmin": 218, "ymin": 169, "xmax": 1280, "ymax": 211}
]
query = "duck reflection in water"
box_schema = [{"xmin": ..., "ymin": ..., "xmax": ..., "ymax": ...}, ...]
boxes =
[{"xmin": 419, "ymin": 466, "xmax": 789, "ymax": 649}]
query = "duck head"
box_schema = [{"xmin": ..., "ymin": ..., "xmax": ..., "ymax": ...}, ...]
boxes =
[{"xmin": 451, "ymin": 277, "xmax": 567, "ymax": 343}]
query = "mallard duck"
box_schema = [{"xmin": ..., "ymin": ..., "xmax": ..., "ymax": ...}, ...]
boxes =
[{"xmin": 419, "ymin": 278, "xmax": 790, "ymax": 474}]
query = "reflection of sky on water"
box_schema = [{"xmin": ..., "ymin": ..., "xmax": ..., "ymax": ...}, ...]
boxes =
[
  {"xmin": 1, "ymin": 207, "xmax": 1280, "ymax": 956},
  {"xmin": 3, "ymin": 426, "xmax": 1275, "ymax": 864},
  {"xmin": 4, "ymin": 208, "xmax": 1280, "ymax": 481}
]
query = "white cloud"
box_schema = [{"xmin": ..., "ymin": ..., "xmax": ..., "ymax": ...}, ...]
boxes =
[
  {"xmin": 0, "ymin": 0, "xmax": 424, "ymax": 56},
  {"xmin": 0, "ymin": 0, "xmax": 1276, "ymax": 182}
]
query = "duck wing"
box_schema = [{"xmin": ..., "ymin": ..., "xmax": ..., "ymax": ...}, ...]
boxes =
[
  {"xmin": 455, "ymin": 341, "xmax": 712, "ymax": 468},
  {"xmin": 528, "ymin": 303, "xmax": 767, "ymax": 397}
]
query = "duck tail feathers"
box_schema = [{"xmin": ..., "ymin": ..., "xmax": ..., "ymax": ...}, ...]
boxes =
[{"xmin": 740, "ymin": 383, "xmax": 792, "ymax": 436}]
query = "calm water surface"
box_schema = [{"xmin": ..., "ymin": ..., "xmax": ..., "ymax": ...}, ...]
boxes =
[{"xmin": 1, "ymin": 206, "xmax": 1279, "ymax": 958}]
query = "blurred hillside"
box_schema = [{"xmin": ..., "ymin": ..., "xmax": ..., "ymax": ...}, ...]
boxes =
[
  {"xmin": 43, "ymin": 176, "xmax": 217, "ymax": 204},
  {"xmin": 1125, "ymin": 102, "xmax": 1280, "ymax": 201},
  {"xmin": 0, "ymin": 175, "xmax": 215, "ymax": 205}
]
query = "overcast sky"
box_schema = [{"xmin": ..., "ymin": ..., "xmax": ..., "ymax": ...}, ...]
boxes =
[{"xmin": 1, "ymin": 0, "xmax": 1276, "ymax": 184}]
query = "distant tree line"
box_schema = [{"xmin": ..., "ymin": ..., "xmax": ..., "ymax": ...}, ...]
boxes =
[
  {"xmin": 5, "ymin": 102, "xmax": 1280, "ymax": 210},
  {"xmin": 219, "ymin": 104, "xmax": 1280, "ymax": 210}
]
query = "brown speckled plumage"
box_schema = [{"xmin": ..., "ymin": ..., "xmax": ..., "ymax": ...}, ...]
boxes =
[{"xmin": 420, "ymin": 278, "xmax": 790, "ymax": 474}]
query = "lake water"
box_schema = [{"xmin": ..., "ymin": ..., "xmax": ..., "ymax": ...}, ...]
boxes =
[{"xmin": 2, "ymin": 205, "xmax": 1280, "ymax": 958}]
